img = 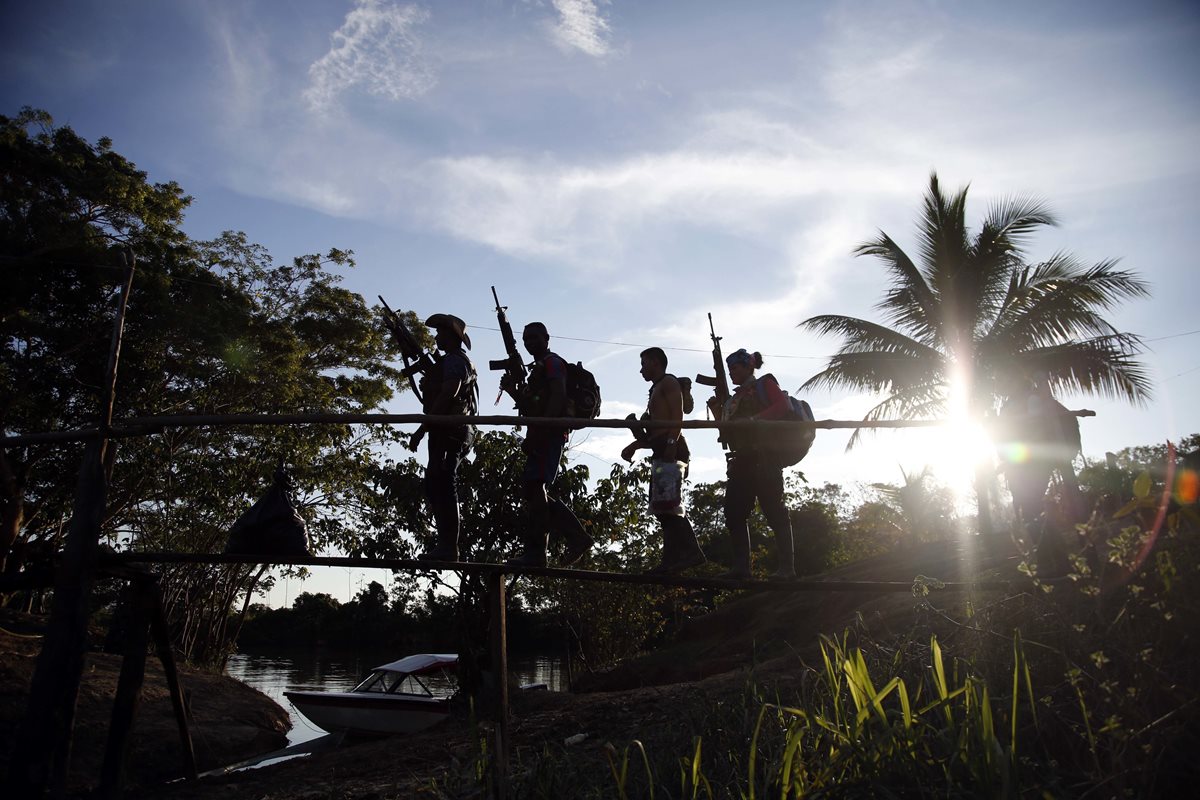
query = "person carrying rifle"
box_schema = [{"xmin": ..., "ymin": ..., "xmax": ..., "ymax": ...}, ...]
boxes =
[
  {"xmin": 715, "ymin": 348, "xmax": 795, "ymax": 580},
  {"xmin": 505, "ymin": 321, "xmax": 593, "ymax": 568},
  {"xmin": 622, "ymin": 347, "xmax": 706, "ymax": 574},
  {"xmin": 414, "ymin": 313, "xmax": 477, "ymax": 562}
]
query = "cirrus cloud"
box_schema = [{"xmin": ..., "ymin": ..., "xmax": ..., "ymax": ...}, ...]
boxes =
[
  {"xmin": 304, "ymin": 0, "xmax": 435, "ymax": 111},
  {"xmin": 549, "ymin": 0, "xmax": 612, "ymax": 57}
]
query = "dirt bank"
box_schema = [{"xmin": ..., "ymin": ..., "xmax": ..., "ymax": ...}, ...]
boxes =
[{"xmin": 0, "ymin": 610, "xmax": 289, "ymax": 794}]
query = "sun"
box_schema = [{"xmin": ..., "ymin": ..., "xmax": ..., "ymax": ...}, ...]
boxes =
[{"xmin": 922, "ymin": 371, "xmax": 998, "ymax": 505}]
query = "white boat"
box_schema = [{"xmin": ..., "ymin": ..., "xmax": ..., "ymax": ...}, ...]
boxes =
[{"xmin": 284, "ymin": 653, "xmax": 458, "ymax": 736}]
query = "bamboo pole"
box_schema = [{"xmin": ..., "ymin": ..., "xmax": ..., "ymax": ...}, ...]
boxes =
[
  {"xmin": 0, "ymin": 408, "xmax": 1097, "ymax": 447},
  {"xmin": 488, "ymin": 573, "xmax": 509, "ymax": 800},
  {"xmin": 7, "ymin": 251, "xmax": 135, "ymax": 798},
  {"xmin": 108, "ymin": 552, "xmax": 1014, "ymax": 593},
  {"xmin": 7, "ymin": 444, "xmax": 109, "ymax": 797},
  {"xmin": 98, "ymin": 580, "xmax": 154, "ymax": 798},
  {"xmin": 149, "ymin": 580, "xmax": 198, "ymax": 780}
]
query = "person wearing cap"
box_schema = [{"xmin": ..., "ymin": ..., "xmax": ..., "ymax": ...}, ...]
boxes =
[
  {"xmin": 416, "ymin": 313, "xmax": 477, "ymax": 562},
  {"xmin": 505, "ymin": 321, "xmax": 593, "ymax": 568},
  {"xmin": 717, "ymin": 348, "xmax": 796, "ymax": 580},
  {"xmin": 621, "ymin": 346, "xmax": 706, "ymax": 574}
]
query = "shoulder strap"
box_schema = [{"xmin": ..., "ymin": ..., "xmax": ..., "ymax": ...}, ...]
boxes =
[{"xmin": 754, "ymin": 373, "xmax": 780, "ymax": 403}]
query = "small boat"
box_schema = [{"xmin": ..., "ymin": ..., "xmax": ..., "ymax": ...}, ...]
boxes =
[{"xmin": 284, "ymin": 653, "xmax": 458, "ymax": 736}]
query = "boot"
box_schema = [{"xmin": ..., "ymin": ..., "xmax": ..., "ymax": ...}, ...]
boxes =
[
  {"xmin": 657, "ymin": 517, "xmax": 706, "ymax": 574},
  {"xmin": 646, "ymin": 516, "xmax": 678, "ymax": 574},
  {"xmin": 769, "ymin": 520, "xmax": 796, "ymax": 581},
  {"xmin": 417, "ymin": 543, "xmax": 458, "ymax": 562},
  {"xmin": 420, "ymin": 489, "xmax": 460, "ymax": 562},
  {"xmin": 719, "ymin": 526, "xmax": 751, "ymax": 580},
  {"xmin": 506, "ymin": 528, "xmax": 548, "ymax": 568},
  {"xmin": 550, "ymin": 497, "xmax": 592, "ymax": 567}
]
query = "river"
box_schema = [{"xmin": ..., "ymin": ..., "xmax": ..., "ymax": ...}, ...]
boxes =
[{"xmin": 227, "ymin": 648, "xmax": 566, "ymax": 745}]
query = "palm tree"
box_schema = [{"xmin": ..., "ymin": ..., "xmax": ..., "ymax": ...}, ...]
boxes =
[
  {"xmin": 801, "ymin": 173, "xmax": 1151, "ymax": 439},
  {"xmin": 800, "ymin": 173, "xmax": 1152, "ymax": 530},
  {"xmin": 870, "ymin": 466, "xmax": 958, "ymax": 545}
]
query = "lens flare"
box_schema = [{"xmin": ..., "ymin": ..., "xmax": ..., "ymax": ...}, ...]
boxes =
[
  {"xmin": 1177, "ymin": 468, "xmax": 1199, "ymax": 505},
  {"xmin": 998, "ymin": 442, "xmax": 1031, "ymax": 464}
]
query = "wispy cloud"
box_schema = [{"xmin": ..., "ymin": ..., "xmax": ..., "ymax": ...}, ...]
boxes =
[
  {"xmin": 548, "ymin": 0, "xmax": 612, "ymax": 57},
  {"xmin": 304, "ymin": 0, "xmax": 434, "ymax": 111}
]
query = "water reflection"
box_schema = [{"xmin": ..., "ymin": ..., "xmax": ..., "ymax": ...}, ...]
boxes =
[{"xmin": 227, "ymin": 649, "xmax": 564, "ymax": 745}]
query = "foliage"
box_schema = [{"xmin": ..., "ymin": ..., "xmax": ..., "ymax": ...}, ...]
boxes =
[
  {"xmin": 0, "ymin": 109, "xmax": 415, "ymax": 665},
  {"xmin": 867, "ymin": 466, "xmax": 960, "ymax": 546},
  {"xmin": 800, "ymin": 172, "xmax": 1151, "ymax": 449},
  {"xmin": 419, "ymin": 436, "xmax": 1198, "ymax": 798}
]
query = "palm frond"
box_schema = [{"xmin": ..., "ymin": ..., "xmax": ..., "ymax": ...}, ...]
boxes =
[
  {"xmin": 843, "ymin": 384, "xmax": 948, "ymax": 451},
  {"xmin": 978, "ymin": 194, "xmax": 1058, "ymax": 251},
  {"xmin": 799, "ymin": 315, "xmax": 945, "ymax": 396},
  {"xmin": 986, "ymin": 255, "xmax": 1150, "ymax": 350},
  {"xmin": 799, "ymin": 315, "xmax": 937, "ymax": 354},
  {"xmin": 854, "ymin": 232, "xmax": 939, "ymax": 340},
  {"xmin": 801, "ymin": 349, "xmax": 943, "ymax": 399},
  {"xmin": 1018, "ymin": 335, "xmax": 1153, "ymax": 405}
]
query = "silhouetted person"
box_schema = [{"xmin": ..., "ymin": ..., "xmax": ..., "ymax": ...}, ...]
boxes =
[
  {"xmin": 714, "ymin": 349, "xmax": 795, "ymax": 580},
  {"xmin": 505, "ymin": 322, "xmax": 593, "ymax": 568},
  {"xmin": 998, "ymin": 376, "xmax": 1082, "ymax": 575},
  {"xmin": 621, "ymin": 347, "xmax": 705, "ymax": 574},
  {"xmin": 415, "ymin": 314, "xmax": 477, "ymax": 562}
]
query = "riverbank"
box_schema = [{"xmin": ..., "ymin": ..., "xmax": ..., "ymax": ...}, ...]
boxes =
[
  {"xmin": 7, "ymin": 533, "xmax": 1193, "ymax": 797},
  {"xmin": 0, "ymin": 610, "xmax": 289, "ymax": 794},
  {"xmin": 133, "ymin": 538, "xmax": 1028, "ymax": 798}
]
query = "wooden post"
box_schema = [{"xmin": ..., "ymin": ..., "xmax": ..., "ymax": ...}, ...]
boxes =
[
  {"xmin": 98, "ymin": 581, "xmax": 154, "ymax": 798},
  {"xmin": 7, "ymin": 444, "xmax": 108, "ymax": 797},
  {"xmin": 488, "ymin": 573, "xmax": 509, "ymax": 800},
  {"xmin": 150, "ymin": 580, "xmax": 197, "ymax": 779},
  {"xmin": 7, "ymin": 250, "xmax": 135, "ymax": 797}
]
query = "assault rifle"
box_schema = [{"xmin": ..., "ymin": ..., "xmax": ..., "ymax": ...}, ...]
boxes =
[
  {"xmin": 488, "ymin": 286, "xmax": 528, "ymax": 410},
  {"xmin": 695, "ymin": 313, "xmax": 730, "ymax": 423},
  {"xmin": 378, "ymin": 295, "xmax": 437, "ymax": 405}
]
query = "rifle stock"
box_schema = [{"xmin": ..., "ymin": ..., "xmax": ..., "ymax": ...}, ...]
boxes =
[{"xmin": 488, "ymin": 286, "xmax": 528, "ymax": 409}]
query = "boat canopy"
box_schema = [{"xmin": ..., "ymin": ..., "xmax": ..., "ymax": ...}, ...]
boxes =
[{"xmin": 373, "ymin": 653, "xmax": 457, "ymax": 675}]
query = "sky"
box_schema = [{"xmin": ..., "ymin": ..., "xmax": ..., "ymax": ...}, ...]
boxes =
[{"xmin": 4, "ymin": 0, "xmax": 1199, "ymax": 607}]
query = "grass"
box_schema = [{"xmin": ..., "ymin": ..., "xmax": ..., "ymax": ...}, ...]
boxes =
[{"xmin": 422, "ymin": 472, "xmax": 1200, "ymax": 798}]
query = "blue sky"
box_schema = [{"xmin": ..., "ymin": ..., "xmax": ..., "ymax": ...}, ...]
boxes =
[{"xmin": 5, "ymin": 0, "xmax": 1199, "ymax": 603}]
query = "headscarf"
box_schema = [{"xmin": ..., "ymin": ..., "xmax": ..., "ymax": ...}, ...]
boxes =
[{"xmin": 725, "ymin": 348, "xmax": 754, "ymax": 368}]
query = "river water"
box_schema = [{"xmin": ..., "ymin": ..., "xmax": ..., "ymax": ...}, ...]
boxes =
[{"xmin": 227, "ymin": 648, "xmax": 566, "ymax": 744}]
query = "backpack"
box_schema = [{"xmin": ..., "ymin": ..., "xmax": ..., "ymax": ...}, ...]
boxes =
[
  {"xmin": 565, "ymin": 361, "xmax": 602, "ymax": 419},
  {"xmin": 225, "ymin": 464, "xmax": 310, "ymax": 556},
  {"xmin": 754, "ymin": 375, "xmax": 816, "ymax": 467}
]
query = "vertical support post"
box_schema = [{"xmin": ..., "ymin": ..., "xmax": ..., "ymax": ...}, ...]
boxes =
[
  {"xmin": 488, "ymin": 572, "xmax": 509, "ymax": 800},
  {"xmin": 7, "ymin": 444, "xmax": 107, "ymax": 797},
  {"xmin": 101, "ymin": 249, "xmax": 136, "ymax": 433},
  {"xmin": 7, "ymin": 250, "xmax": 135, "ymax": 797},
  {"xmin": 149, "ymin": 580, "xmax": 197, "ymax": 779},
  {"xmin": 98, "ymin": 580, "xmax": 154, "ymax": 798}
]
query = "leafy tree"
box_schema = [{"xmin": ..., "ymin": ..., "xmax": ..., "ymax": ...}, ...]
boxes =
[
  {"xmin": 1, "ymin": 109, "xmax": 419, "ymax": 665},
  {"xmin": 1, "ymin": 107, "xmax": 191, "ymax": 572}
]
